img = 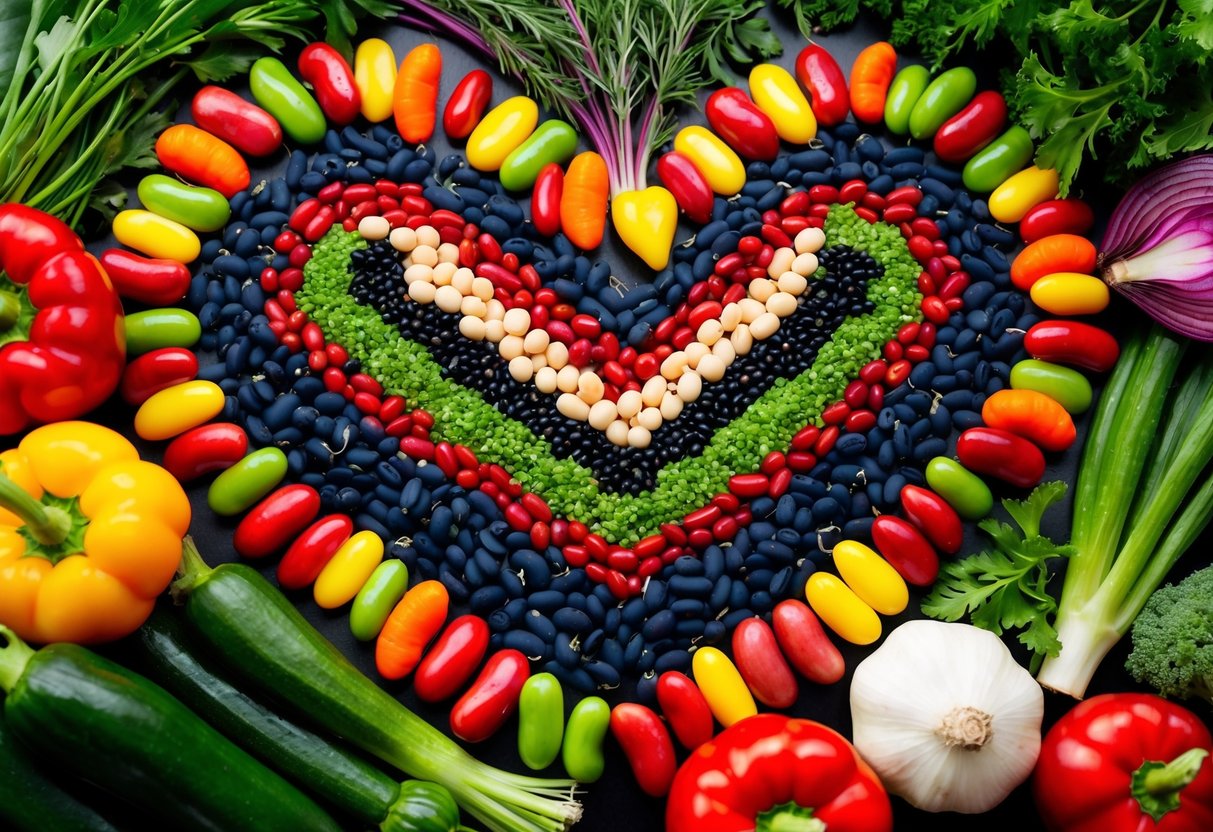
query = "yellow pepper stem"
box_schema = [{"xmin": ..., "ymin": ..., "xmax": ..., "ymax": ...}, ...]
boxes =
[
  {"xmin": 0, "ymin": 290, "xmax": 19, "ymax": 332},
  {"xmin": 0, "ymin": 469, "xmax": 71, "ymax": 546}
]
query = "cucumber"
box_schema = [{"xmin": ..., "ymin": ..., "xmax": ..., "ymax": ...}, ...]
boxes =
[
  {"xmin": 135, "ymin": 609, "xmax": 410, "ymax": 827},
  {"xmin": 0, "ymin": 715, "xmax": 118, "ymax": 832},
  {"xmin": 0, "ymin": 627, "xmax": 341, "ymax": 832}
]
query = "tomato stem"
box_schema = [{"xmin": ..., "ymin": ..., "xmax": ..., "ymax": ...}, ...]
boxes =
[{"xmin": 0, "ymin": 470, "xmax": 70, "ymax": 547}]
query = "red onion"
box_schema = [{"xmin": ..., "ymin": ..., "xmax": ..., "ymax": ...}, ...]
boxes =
[{"xmin": 1099, "ymin": 154, "xmax": 1213, "ymax": 341}]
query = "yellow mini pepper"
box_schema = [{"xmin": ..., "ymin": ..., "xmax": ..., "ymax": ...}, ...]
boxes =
[{"xmin": 0, "ymin": 422, "xmax": 191, "ymax": 644}]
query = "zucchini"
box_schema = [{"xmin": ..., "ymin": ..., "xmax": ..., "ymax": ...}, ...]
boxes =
[
  {"xmin": 0, "ymin": 625, "xmax": 341, "ymax": 832},
  {"xmin": 136, "ymin": 609, "xmax": 463, "ymax": 831},
  {"xmin": 171, "ymin": 538, "xmax": 581, "ymax": 832},
  {"xmin": 0, "ymin": 714, "xmax": 118, "ymax": 832}
]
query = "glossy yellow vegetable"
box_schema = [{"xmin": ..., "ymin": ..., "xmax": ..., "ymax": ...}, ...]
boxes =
[
  {"xmin": 1029, "ymin": 272, "xmax": 1111, "ymax": 316},
  {"xmin": 691, "ymin": 646, "xmax": 756, "ymax": 728},
  {"xmin": 673, "ymin": 126, "xmax": 745, "ymax": 195},
  {"xmin": 313, "ymin": 530, "xmax": 385, "ymax": 610},
  {"xmin": 611, "ymin": 187, "xmax": 678, "ymax": 270},
  {"xmin": 112, "ymin": 210, "xmax": 200, "ymax": 263},
  {"xmin": 989, "ymin": 165, "xmax": 1060, "ymax": 223},
  {"xmin": 353, "ymin": 38, "xmax": 396, "ymax": 123},
  {"xmin": 466, "ymin": 96, "xmax": 539, "ymax": 172},
  {"xmin": 133, "ymin": 381, "xmax": 225, "ymax": 442},
  {"xmin": 748, "ymin": 63, "xmax": 816, "ymax": 143},
  {"xmin": 805, "ymin": 572, "xmax": 881, "ymax": 645},
  {"xmin": 832, "ymin": 540, "xmax": 909, "ymax": 615}
]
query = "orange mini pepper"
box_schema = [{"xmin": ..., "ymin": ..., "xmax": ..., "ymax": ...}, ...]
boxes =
[
  {"xmin": 374, "ymin": 579, "xmax": 448, "ymax": 680},
  {"xmin": 981, "ymin": 388, "xmax": 1077, "ymax": 453}
]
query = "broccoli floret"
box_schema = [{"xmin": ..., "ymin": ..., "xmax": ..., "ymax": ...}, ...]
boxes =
[{"xmin": 1126, "ymin": 566, "xmax": 1213, "ymax": 705}]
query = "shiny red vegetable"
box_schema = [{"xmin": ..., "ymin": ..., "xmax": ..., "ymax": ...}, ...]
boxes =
[
  {"xmin": 297, "ymin": 43, "xmax": 361, "ymax": 126},
  {"xmin": 732, "ymin": 617, "xmax": 797, "ymax": 708},
  {"xmin": 232, "ymin": 484, "xmax": 322, "ymax": 559},
  {"xmin": 1024, "ymin": 320, "xmax": 1120, "ymax": 372},
  {"xmin": 898, "ymin": 484, "xmax": 964, "ymax": 554},
  {"xmin": 770, "ymin": 599, "xmax": 845, "ymax": 685},
  {"xmin": 1034, "ymin": 693, "xmax": 1213, "ymax": 832},
  {"xmin": 933, "ymin": 90, "xmax": 1007, "ymax": 163},
  {"xmin": 0, "ymin": 204, "xmax": 125, "ymax": 435},
  {"xmin": 161, "ymin": 422, "xmax": 248, "ymax": 482},
  {"xmin": 956, "ymin": 426, "xmax": 1046, "ymax": 489},
  {"xmin": 276, "ymin": 513, "xmax": 354, "ymax": 590},
  {"xmin": 119, "ymin": 347, "xmax": 199, "ymax": 406},
  {"xmin": 704, "ymin": 88, "xmax": 780, "ymax": 161},
  {"xmin": 655, "ymin": 671, "xmax": 715, "ymax": 751},
  {"xmin": 1021, "ymin": 199, "xmax": 1096, "ymax": 243},
  {"xmin": 656, "ymin": 151, "xmax": 714, "ymax": 225},
  {"xmin": 414, "ymin": 614, "xmax": 490, "ymax": 702},
  {"xmin": 870, "ymin": 514, "xmax": 940, "ymax": 586},
  {"xmin": 443, "ymin": 69, "xmax": 493, "ymax": 140},
  {"xmin": 190, "ymin": 86, "xmax": 283, "ymax": 157},
  {"xmin": 666, "ymin": 714, "xmax": 893, "ymax": 832},
  {"xmin": 450, "ymin": 649, "xmax": 529, "ymax": 743},
  {"xmin": 99, "ymin": 248, "xmax": 191, "ymax": 306},
  {"xmin": 611, "ymin": 703, "xmax": 677, "ymax": 798},
  {"xmin": 795, "ymin": 44, "xmax": 849, "ymax": 126},
  {"xmin": 530, "ymin": 162, "xmax": 564, "ymax": 237}
]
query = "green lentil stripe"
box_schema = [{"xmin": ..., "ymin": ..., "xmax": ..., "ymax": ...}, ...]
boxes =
[{"xmin": 296, "ymin": 205, "xmax": 922, "ymax": 544}]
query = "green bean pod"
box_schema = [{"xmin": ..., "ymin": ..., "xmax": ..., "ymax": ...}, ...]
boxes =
[
  {"xmin": 1010, "ymin": 359, "xmax": 1093, "ymax": 414},
  {"xmin": 250, "ymin": 57, "xmax": 327, "ymax": 145},
  {"xmin": 962, "ymin": 126, "xmax": 1034, "ymax": 193},
  {"xmin": 908, "ymin": 66, "xmax": 977, "ymax": 140},
  {"xmin": 208, "ymin": 448, "xmax": 290, "ymax": 517},
  {"xmin": 517, "ymin": 672, "xmax": 564, "ymax": 771},
  {"xmin": 124, "ymin": 309, "xmax": 202, "ymax": 355},
  {"xmin": 561, "ymin": 696, "xmax": 610, "ymax": 783},
  {"xmin": 136, "ymin": 175, "xmax": 231, "ymax": 233},
  {"xmin": 499, "ymin": 120, "xmax": 579, "ymax": 191},
  {"xmin": 883, "ymin": 65, "xmax": 930, "ymax": 135},
  {"xmin": 925, "ymin": 456, "xmax": 994, "ymax": 520},
  {"xmin": 349, "ymin": 560, "xmax": 410, "ymax": 641}
]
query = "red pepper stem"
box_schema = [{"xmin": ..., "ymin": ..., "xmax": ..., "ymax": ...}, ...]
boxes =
[
  {"xmin": 0, "ymin": 289, "xmax": 19, "ymax": 331},
  {"xmin": 1131, "ymin": 748, "xmax": 1211, "ymax": 823},
  {"xmin": 0, "ymin": 470, "xmax": 71, "ymax": 546},
  {"xmin": 0, "ymin": 624, "xmax": 36, "ymax": 694},
  {"xmin": 756, "ymin": 802, "xmax": 827, "ymax": 832}
]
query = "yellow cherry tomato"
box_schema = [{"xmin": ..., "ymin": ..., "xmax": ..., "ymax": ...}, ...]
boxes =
[
  {"xmin": 691, "ymin": 646, "xmax": 756, "ymax": 727},
  {"xmin": 611, "ymin": 187, "xmax": 678, "ymax": 270},
  {"xmin": 749, "ymin": 63, "xmax": 816, "ymax": 144},
  {"xmin": 133, "ymin": 380, "xmax": 225, "ymax": 441},
  {"xmin": 805, "ymin": 572, "xmax": 881, "ymax": 645},
  {"xmin": 673, "ymin": 126, "xmax": 745, "ymax": 195},
  {"xmin": 313, "ymin": 530, "xmax": 385, "ymax": 610},
  {"xmin": 988, "ymin": 165, "xmax": 1060, "ymax": 223},
  {"xmin": 1029, "ymin": 272, "xmax": 1111, "ymax": 316},
  {"xmin": 354, "ymin": 38, "xmax": 396, "ymax": 123},
  {"xmin": 112, "ymin": 210, "xmax": 200, "ymax": 263},
  {"xmin": 466, "ymin": 96, "xmax": 539, "ymax": 172},
  {"xmin": 832, "ymin": 540, "xmax": 909, "ymax": 615}
]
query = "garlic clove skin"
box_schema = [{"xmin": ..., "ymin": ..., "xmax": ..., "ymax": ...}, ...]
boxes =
[{"xmin": 849, "ymin": 620, "xmax": 1044, "ymax": 814}]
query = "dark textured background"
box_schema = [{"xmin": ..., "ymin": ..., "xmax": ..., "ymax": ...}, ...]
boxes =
[{"xmin": 66, "ymin": 4, "xmax": 1213, "ymax": 831}]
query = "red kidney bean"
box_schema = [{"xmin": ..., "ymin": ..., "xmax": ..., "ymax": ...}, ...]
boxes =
[
  {"xmin": 704, "ymin": 87, "xmax": 780, "ymax": 161},
  {"xmin": 1020, "ymin": 198, "xmax": 1096, "ymax": 243},
  {"xmin": 795, "ymin": 43, "xmax": 849, "ymax": 126},
  {"xmin": 119, "ymin": 347, "xmax": 199, "ymax": 406},
  {"xmin": 276, "ymin": 513, "xmax": 355, "ymax": 590},
  {"xmin": 414, "ymin": 614, "xmax": 490, "ymax": 703},
  {"xmin": 528, "ymin": 163, "xmax": 563, "ymax": 239},
  {"xmin": 450, "ymin": 649, "xmax": 529, "ymax": 743},
  {"xmin": 232, "ymin": 484, "xmax": 322, "ymax": 560},
  {"xmin": 655, "ymin": 150, "xmax": 716, "ymax": 227},
  {"xmin": 100, "ymin": 248, "xmax": 191, "ymax": 306},
  {"xmin": 1024, "ymin": 320, "xmax": 1120, "ymax": 372},
  {"xmin": 655, "ymin": 671, "xmax": 715, "ymax": 751},
  {"xmin": 610, "ymin": 703, "xmax": 677, "ymax": 798},
  {"xmin": 871, "ymin": 515, "xmax": 940, "ymax": 586},
  {"xmin": 443, "ymin": 69, "xmax": 493, "ymax": 140},
  {"xmin": 191, "ymin": 85, "xmax": 282, "ymax": 156},
  {"xmin": 933, "ymin": 90, "xmax": 1007, "ymax": 163},
  {"xmin": 732, "ymin": 617, "xmax": 798, "ymax": 708},
  {"xmin": 898, "ymin": 484, "xmax": 964, "ymax": 554},
  {"xmin": 956, "ymin": 427, "xmax": 1046, "ymax": 489},
  {"xmin": 161, "ymin": 421, "xmax": 247, "ymax": 482},
  {"xmin": 297, "ymin": 42, "xmax": 360, "ymax": 125},
  {"xmin": 770, "ymin": 599, "xmax": 845, "ymax": 685}
]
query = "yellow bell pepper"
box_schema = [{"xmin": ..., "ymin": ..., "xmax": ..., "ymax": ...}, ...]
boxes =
[{"xmin": 0, "ymin": 422, "xmax": 191, "ymax": 644}]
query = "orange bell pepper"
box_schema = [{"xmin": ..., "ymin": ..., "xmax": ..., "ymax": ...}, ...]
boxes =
[{"xmin": 0, "ymin": 422, "xmax": 190, "ymax": 644}]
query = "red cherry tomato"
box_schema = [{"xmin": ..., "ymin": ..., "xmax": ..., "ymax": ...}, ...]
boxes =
[
  {"xmin": 232, "ymin": 484, "xmax": 322, "ymax": 560},
  {"xmin": 610, "ymin": 703, "xmax": 677, "ymax": 798},
  {"xmin": 933, "ymin": 90, "xmax": 1007, "ymax": 163},
  {"xmin": 956, "ymin": 427, "xmax": 1046, "ymax": 489},
  {"xmin": 190, "ymin": 85, "xmax": 283, "ymax": 157},
  {"xmin": 161, "ymin": 422, "xmax": 248, "ymax": 482},
  {"xmin": 443, "ymin": 69, "xmax": 493, "ymax": 140},
  {"xmin": 450, "ymin": 649, "xmax": 529, "ymax": 743},
  {"xmin": 655, "ymin": 671, "xmax": 715, "ymax": 751},
  {"xmin": 1020, "ymin": 198, "xmax": 1096, "ymax": 243},
  {"xmin": 656, "ymin": 151, "xmax": 714, "ymax": 225},
  {"xmin": 1024, "ymin": 320, "xmax": 1120, "ymax": 372},
  {"xmin": 770, "ymin": 599, "xmax": 846, "ymax": 685},
  {"xmin": 898, "ymin": 484, "xmax": 964, "ymax": 555},
  {"xmin": 871, "ymin": 514, "xmax": 940, "ymax": 586},
  {"xmin": 531, "ymin": 162, "xmax": 564, "ymax": 237},
  {"xmin": 704, "ymin": 87, "xmax": 780, "ymax": 161},
  {"xmin": 297, "ymin": 42, "xmax": 361, "ymax": 126},
  {"xmin": 795, "ymin": 43, "xmax": 849, "ymax": 126},
  {"xmin": 731, "ymin": 617, "xmax": 798, "ymax": 708},
  {"xmin": 276, "ymin": 513, "xmax": 355, "ymax": 590},
  {"xmin": 414, "ymin": 614, "xmax": 490, "ymax": 703},
  {"xmin": 119, "ymin": 347, "xmax": 199, "ymax": 406}
]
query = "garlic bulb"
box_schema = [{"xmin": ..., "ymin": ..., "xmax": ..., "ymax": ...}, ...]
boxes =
[{"xmin": 848, "ymin": 619, "xmax": 1044, "ymax": 814}]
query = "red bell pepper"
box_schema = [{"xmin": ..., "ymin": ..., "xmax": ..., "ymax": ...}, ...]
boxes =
[
  {"xmin": 1034, "ymin": 693, "xmax": 1213, "ymax": 832},
  {"xmin": 0, "ymin": 204, "xmax": 125, "ymax": 435},
  {"xmin": 666, "ymin": 714, "xmax": 893, "ymax": 832}
]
